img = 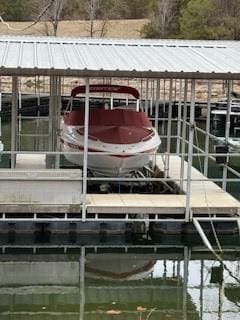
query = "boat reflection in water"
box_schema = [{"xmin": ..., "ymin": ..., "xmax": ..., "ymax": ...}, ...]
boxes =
[{"xmin": 0, "ymin": 244, "xmax": 239, "ymax": 320}]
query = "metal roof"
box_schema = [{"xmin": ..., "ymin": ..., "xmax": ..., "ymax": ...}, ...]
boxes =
[{"xmin": 0, "ymin": 35, "xmax": 240, "ymax": 79}]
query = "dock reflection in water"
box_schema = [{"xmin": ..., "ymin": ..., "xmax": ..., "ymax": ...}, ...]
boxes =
[{"xmin": 0, "ymin": 243, "xmax": 239, "ymax": 320}]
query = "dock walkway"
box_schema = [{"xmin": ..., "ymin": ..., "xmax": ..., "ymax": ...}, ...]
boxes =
[
  {"xmin": 0, "ymin": 154, "xmax": 238, "ymax": 217},
  {"xmin": 86, "ymin": 155, "xmax": 239, "ymax": 215}
]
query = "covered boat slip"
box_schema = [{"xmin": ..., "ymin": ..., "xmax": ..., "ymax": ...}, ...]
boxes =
[{"xmin": 0, "ymin": 36, "xmax": 239, "ymax": 224}]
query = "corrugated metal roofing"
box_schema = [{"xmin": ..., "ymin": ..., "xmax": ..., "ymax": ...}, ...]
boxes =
[{"xmin": 0, "ymin": 35, "xmax": 240, "ymax": 79}]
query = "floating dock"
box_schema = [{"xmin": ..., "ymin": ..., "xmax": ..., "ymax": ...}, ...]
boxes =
[{"xmin": 0, "ymin": 154, "xmax": 238, "ymax": 221}]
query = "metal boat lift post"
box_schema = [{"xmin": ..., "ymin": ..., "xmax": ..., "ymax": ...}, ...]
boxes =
[
  {"xmin": 222, "ymin": 80, "xmax": 232, "ymax": 190},
  {"xmin": 203, "ymin": 80, "xmax": 212, "ymax": 176},
  {"xmin": 180, "ymin": 79, "xmax": 188, "ymax": 191},
  {"xmin": 81, "ymin": 78, "xmax": 90, "ymax": 221},
  {"xmin": 11, "ymin": 76, "xmax": 18, "ymax": 169},
  {"xmin": 49, "ymin": 75, "xmax": 62, "ymax": 168},
  {"xmin": 185, "ymin": 79, "xmax": 196, "ymax": 221},
  {"xmin": 165, "ymin": 79, "xmax": 173, "ymax": 178}
]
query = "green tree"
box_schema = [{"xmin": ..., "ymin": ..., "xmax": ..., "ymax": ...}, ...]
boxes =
[
  {"xmin": 0, "ymin": 0, "xmax": 32, "ymax": 21},
  {"xmin": 179, "ymin": 0, "xmax": 239, "ymax": 40},
  {"xmin": 141, "ymin": 0, "xmax": 181, "ymax": 38},
  {"xmin": 214, "ymin": 0, "xmax": 240, "ymax": 39}
]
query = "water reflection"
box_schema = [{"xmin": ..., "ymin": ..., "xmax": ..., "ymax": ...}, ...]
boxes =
[{"xmin": 0, "ymin": 244, "xmax": 239, "ymax": 320}]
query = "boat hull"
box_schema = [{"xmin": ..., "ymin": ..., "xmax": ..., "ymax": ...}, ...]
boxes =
[{"xmin": 61, "ymin": 139, "xmax": 158, "ymax": 176}]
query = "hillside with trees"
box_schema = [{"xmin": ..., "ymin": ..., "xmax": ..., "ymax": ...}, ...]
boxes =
[{"xmin": 0, "ymin": 0, "xmax": 239, "ymax": 39}]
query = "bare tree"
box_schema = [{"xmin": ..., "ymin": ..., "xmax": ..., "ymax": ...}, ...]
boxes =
[
  {"xmin": 82, "ymin": 0, "xmax": 113, "ymax": 38},
  {"xmin": 141, "ymin": 0, "xmax": 178, "ymax": 38},
  {"xmin": 154, "ymin": 0, "xmax": 176, "ymax": 38},
  {"xmin": 0, "ymin": 0, "xmax": 56, "ymax": 32},
  {"xmin": 41, "ymin": 0, "xmax": 65, "ymax": 36},
  {"xmin": 86, "ymin": 0, "xmax": 98, "ymax": 37}
]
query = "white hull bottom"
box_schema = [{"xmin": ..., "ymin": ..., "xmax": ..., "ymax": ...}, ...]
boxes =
[{"xmin": 62, "ymin": 143, "xmax": 155, "ymax": 176}]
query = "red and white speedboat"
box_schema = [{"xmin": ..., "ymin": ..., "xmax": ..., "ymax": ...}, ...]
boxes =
[{"xmin": 60, "ymin": 84, "xmax": 161, "ymax": 176}]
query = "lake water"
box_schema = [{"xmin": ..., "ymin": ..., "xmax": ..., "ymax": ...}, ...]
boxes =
[{"xmin": 0, "ymin": 239, "xmax": 239, "ymax": 320}]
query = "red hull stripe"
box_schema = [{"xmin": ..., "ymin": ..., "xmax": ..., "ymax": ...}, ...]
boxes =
[{"xmin": 61, "ymin": 139, "xmax": 156, "ymax": 158}]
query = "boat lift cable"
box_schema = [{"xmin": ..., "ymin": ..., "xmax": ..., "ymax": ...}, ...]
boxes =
[
  {"xmin": 193, "ymin": 218, "xmax": 240, "ymax": 284},
  {"xmin": 194, "ymin": 124, "xmax": 240, "ymax": 284}
]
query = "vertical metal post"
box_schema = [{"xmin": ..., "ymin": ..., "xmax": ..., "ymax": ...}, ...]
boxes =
[
  {"xmin": 55, "ymin": 76, "xmax": 62, "ymax": 168},
  {"xmin": 0, "ymin": 83, "xmax": 3, "ymax": 162},
  {"xmin": 204, "ymin": 81, "xmax": 212, "ymax": 176},
  {"xmin": 145, "ymin": 79, "xmax": 149, "ymax": 115},
  {"xmin": 163, "ymin": 79, "xmax": 166, "ymax": 113},
  {"xmin": 0, "ymin": 91, "xmax": 2, "ymax": 139},
  {"xmin": 185, "ymin": 79, "xmax": 195, "ymax": 221},
  {"xmin": 218, "ymin": 277, "xmax": 224, "ymax": 320},
  {"xmin": 200, "ymin": 259, "xmax": 204, "ymax": 320},
  {"xmin": 49, "ymin": 76, "xmax": 60, "ymax": 168},
  {"xmin": 176, "ymin": 79, "xmax": 183, "ymax": 154},
  {"xmin": 49, "ymin": 76, "xmax": 54, "ymax": 153},
  {"xmin": 150, "ymin": 79, "xmax": 154, "ymax": 116},
  {"xmin": 82, "ymin": 78, "xmax": 90, "ymax": 221},
  {"xmin": 177, "ymin": 259, "xmax": 181, "ymax": 310},
  {"xmin": 152, "ymin": 79, "xmax": 160, "ymax": 170},
  {"xmin": 154, "ymin": 79, "xmax": 160, "ymax": 132},
  {"xmin": 11, "ymin": 76, "xmax": 18, "ymax": 169},
  {"xmin": 48, "ymin": 76, "xmax": 53, "ymax": 151},
  {"xmin": 18, "ymin": 80, "xmax": 22, "ymax": 150},
  {"xmin": 165, "ymin": 79, "xmax": 173, "ymax": 177},
  {"xmin": 79, "ymin": 246, "xmax": 85, "ymax": 320},
  {"xmin": 180, "ymin": 80, "xmax": 188, "ymax": 191},
  {"xmin": 160, "ymin": 79, "xmax": 165, "ymax": 136},
  {"xmin": 136, "ymin": 99, "xmax": 140, "ymax": 112},
  {"xmin": 222, "ymin": 80, "xmax": 232, "ymax": 190},
  {"xmin": 183, "ymin": 246, "xmax": 189, "ymax": 320}
]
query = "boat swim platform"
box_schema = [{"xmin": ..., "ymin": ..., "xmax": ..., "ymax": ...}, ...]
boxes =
[{"xmin": 0, "ymin": 154, "xmax": 238, "ymax": 218}]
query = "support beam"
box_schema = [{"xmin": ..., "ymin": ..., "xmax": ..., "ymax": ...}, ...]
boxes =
[
  {"xmin": 11, "ymin": 76, "xmax": 18, "ymax": 169},
  {"xmin": 180, "ymin": 80, "xmax": 188, "ymax": 191},
  {"xmin": 176, "ymin": 79, "xmax": 183, "ymax": 154},
  {"xmin": 165, "ymin": 79, "xmax": 173, "ymax": 177},
  {"xmin": 204, "ymin": 80, "xmax": 212, "ymax": 176},
  {"xmin": 185, "ymin": 79, "xmax": 195, "ymax": 221},
  {"xmin": 154, "ymin": 79, "xmax": 160, "ymax": 132},
  {"xmin": 82, "ymin": 78, "xmax": 90, "ymax": 221},
  {"xmin": 145, "ymin": 78, "xmax": 149, "ymax": 115},
  {"xmin": 49, "ymin": 76, "xmax": 54, "ymax": 153},
  {"xmin": 183, "ymin": 246, "xmax": 189, "ymax": 320},
  {"xmin": 79, "ymin": 246, "xmax": 85, "ymax": 320},
  {"xmin": 222, "ymin": 80, "xmax": 232, "ymax": 190},
  {"xmin": 55, "ymin": 76, "xmax": 62, "ymax": 168},
  {"xmin": 48, "ymin": 76, "xmax": 61, "ymax": 168},
  {"xmin": 200, "ymin": 259, "xmax": 204, "ymax": 320}
]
